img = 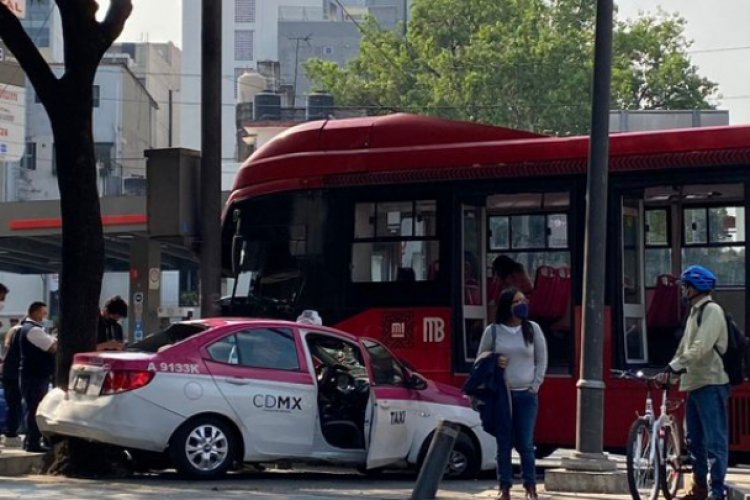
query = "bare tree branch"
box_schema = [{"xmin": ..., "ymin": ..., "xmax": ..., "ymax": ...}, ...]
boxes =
[
  {"xmin": 55, "ymin": 0, "xmax": 94, "ymax": 77},
  {"xmin": 100, "ymin": 0, "xmax": 133, "ymax": 49},
  {"xmin": 0, "ymin": 3, "xmax": 58, "ymax": 104}
]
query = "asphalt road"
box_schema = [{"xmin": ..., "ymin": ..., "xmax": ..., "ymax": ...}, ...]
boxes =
[{"xmin": 0, "ymin": 455, "xmax": 639, "ymax": 500}]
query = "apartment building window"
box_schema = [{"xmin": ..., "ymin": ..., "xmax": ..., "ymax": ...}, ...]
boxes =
[
  {"xmin": 235, "ymin": 30, "xmax": 254, "ymax": 61},
  {"xmin": 21, "ymin": 142, "xmax": 36, "ymax": 170},
  {"xmin": 93, "ymin": 85, "xmax": 100, "ymax": 107},
  {"xmin": 235, "ymin": 0, "xmax": 256, "ymax": 23}
]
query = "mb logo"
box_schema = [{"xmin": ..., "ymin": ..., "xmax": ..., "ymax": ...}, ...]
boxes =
[{"xmin": 423, "ymin": 317, "xmax": 445, "ymax": 343}]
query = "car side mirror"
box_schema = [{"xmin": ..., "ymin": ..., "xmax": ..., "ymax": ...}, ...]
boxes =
[{"xmin": 406, "ymin": 372, "xmax": 428, "ymax": 390}]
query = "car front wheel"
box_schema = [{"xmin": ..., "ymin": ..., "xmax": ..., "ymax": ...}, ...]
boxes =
[
  {"xmin": 169, "ymin": 416, "xmax": 236, "ymax": 479},
  {"xmin": 418, "ymin": 431, "xmax": 480, "ymax": 479},
  {"xmin": 444, "ymin": 433, "xmax": 480, "ymax": 479}
]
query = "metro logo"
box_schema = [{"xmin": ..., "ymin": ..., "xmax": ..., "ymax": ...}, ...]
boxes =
[
  {"xmin": 252, "ymin": 394, "xmax": 303, "ymax": 412},
  {"xmin": 423, "ymin": 317, "xmax": 445, "ymax": 343},
  {"xmin": 390, "ymin": 322, "xmax": 406, "ymax": 338}
]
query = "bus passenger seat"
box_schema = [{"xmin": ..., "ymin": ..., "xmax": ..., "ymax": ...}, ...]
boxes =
[
  {"xmin": 646, "ymin": 274, "xmax": 682, "ymax": 366},
  {"xmin": 529, "ymin": 266, "xmax": 558, "ymax": 320},
  {"xmin": 549, "ymin": 267, "xmax": 572, "ymax": 320},
  {"xmin": 547, "ymin": 267, "xmax": 572, "ymax": 336},
  {"xmin": 646, "ymin": 274, "xmax": 681, "ymax": 330}
]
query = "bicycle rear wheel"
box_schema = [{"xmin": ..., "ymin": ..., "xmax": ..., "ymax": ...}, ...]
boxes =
[
  {"xmin": 659, "ymin": 423, "xmax": 684, "ymax": 500},
  {"xmin": 626, "ymin": 418, "xmax": 659, "ymax": 500}
]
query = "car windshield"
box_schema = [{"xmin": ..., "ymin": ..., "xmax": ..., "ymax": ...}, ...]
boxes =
[{"xmin": 127, "ymin": 323, "xmax": 209, "ymax": 353}]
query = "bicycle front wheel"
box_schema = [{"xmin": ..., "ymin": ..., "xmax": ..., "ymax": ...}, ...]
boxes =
[
  {"xmin": 626, "ymin": 418, "xmax": 659, "ymax": 500},
  {"xmin": 659, "ymin": 423, "xmax": 684, "ymax": 500}
]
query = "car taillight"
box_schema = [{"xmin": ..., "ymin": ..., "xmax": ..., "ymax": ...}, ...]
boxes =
[{"xmin": 101, "ymin": 370, "xmax": 155, "ymax": 395}]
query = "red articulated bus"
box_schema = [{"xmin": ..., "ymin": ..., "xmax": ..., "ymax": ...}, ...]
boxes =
[{"xmin": 221, "ymin": 113, "xmax": 750, "ymax": 460}]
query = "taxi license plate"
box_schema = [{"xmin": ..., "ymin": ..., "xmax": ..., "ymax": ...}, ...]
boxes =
[{"xmin": 73, "ymin": 374, "xmax": 90, "ymax": 393}]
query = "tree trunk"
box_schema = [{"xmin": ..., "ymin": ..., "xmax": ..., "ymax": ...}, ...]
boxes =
[{"xmin": 49, "ymin": 93, "xmax": 104, "ymax": 388}]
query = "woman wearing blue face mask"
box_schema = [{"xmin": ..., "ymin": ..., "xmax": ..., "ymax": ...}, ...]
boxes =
[{"xmin": 476, "ymin": 287, "xmax": 548, "ymax": 500}]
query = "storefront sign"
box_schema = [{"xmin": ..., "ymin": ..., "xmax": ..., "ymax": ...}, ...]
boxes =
[{"xmin": 0, "ymin": 84, "xmax": 25, "ymax": 161}]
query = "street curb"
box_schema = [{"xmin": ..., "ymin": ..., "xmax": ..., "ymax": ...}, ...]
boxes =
[
  {"xmin": 0, "ymin": 450, "xmax": 44, "ymax": 476},
  {"xmin": 727, "ymin": 481, "xmax": 750, "ymax": 500}
]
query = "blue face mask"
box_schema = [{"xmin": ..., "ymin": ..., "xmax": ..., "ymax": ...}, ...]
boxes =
[{"xmin": 512, "ymin": 303, "xmax": 529, "ymax": 319}]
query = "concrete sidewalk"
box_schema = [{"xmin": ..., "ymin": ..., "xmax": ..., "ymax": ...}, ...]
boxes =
[
  {"xmin": 0, "ymin": 448, "xmax": 747, "ymax": 499},
  {"xmin": 727, "ymin": 467, "xmax": 750, "ymax": 500}
]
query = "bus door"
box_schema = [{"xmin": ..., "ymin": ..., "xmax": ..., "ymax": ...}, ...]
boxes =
[
  {"xmin": 621, "ymin": 196, "xmax": 648, "ymax": 364},
  {"xmin": 461, "ymin": 204, "xmax": 486, "ymax": 363}
]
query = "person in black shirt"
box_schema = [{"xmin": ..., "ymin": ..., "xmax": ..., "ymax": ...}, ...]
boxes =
[
  {"xmin": 2, "ymin": 319, "xmax": 23, "ymax": 447},
  {"xmin": 18, "ymin": 302, "xmax": 56, "ymax": 452},
  {"xmin": 96, "ymin": 296, "xmax": 128, "ymax": 351}
]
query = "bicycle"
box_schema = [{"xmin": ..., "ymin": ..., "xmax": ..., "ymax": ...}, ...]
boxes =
[{"xmin": 611, "ymin": 369, "xmax": 688, "ymax": 500}]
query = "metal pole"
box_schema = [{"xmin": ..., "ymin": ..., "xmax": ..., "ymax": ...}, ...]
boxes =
[
  {"xmin": 410, "ymin": 420, "xmax": 460, "ymax": 500},
  {"xmin": 292, "ymin": 37, "xmax": 301, "ymax": 108},
  {"xmin": 200, "ymin": 0, "xmax": 222, "ymax": 318},
  {"xmin": 402, "ymin": 0, "xmax": 408, "ymax": 36},
  {"xmin": 168, "ymin": 89, "xmax": 173, "ymax": 148},
  {"xmin": 576, "ymin": 0, "xmax": 613, "ymax": 455}
]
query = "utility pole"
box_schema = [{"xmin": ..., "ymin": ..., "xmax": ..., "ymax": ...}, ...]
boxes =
[
  {"xmin": 577, "ymin": 0, "xmax": 614, "ymax": 457},
  {"xmin": 168, "ymin": 89, "xmax": 173, "ymax": 148},
  {"xmin": 402, "ymin": 0, "xmax": 408, "ymax": 36},
  {"xmin": 200, "ymin": 0, "xmax": 222, "ymax": 318},
  {"xmin": 289, "ymin": 34, "xmax": 311, "ymax": 108},
  {"xmin": 545, "ymin": 0, "xmax": 619, "ymax": 492}
]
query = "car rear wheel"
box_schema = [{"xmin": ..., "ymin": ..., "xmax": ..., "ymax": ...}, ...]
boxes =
[{"xmin": 169, "ymin": 416, "xmax": 236, "ymax": 479}]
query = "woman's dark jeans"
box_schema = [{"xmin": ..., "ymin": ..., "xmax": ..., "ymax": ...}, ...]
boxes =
[{"xmin": 496, "ymin": 390, "xmax": 538, "ymax": 490}]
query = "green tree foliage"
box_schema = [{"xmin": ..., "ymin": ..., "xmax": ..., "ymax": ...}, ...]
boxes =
[{"xmin": 305, "ymin": 1, "xmax": 717, "ymax": 135}]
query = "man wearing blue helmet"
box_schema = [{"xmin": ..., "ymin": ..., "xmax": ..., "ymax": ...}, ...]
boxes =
[{"xmin": 657, "ymin": 265, "xmax": 729, "ymax": 500}]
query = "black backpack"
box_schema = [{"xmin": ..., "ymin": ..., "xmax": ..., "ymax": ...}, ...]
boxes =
[{"xmin": 697, "ymin": 301, "xmax": 748, "ymax": 386}]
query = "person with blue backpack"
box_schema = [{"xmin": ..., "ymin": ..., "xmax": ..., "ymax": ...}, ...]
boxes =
[{"xmin": 656, "ymin": 265, "xmax": 729, "ymax": 500}]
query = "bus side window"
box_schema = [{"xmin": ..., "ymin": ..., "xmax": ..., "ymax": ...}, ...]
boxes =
[{"xmin": 351, "ymin": 200, "xmax": 439, "ymax": 283}]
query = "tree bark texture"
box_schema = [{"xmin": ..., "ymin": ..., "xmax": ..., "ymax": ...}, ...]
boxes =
[
  {"xmin": 50, "ymin": 94, "xmax": 104, "ymax": 386},
  {"xmin": 0, "ymin": 1, "xmax": 132, "ymax": 388}
]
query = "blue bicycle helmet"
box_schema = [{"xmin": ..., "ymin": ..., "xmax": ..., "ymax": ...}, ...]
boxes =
[{"xmin": 680, "ymin": 265, "xmax": 717, "ymax": 292}]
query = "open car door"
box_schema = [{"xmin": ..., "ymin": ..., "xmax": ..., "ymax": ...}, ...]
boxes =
[{"xmin": 361, "ymin": 339, "xmax": 414, "ymax": 469}]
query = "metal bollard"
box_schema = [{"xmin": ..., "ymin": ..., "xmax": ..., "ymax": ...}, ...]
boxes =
[{"xmin": 410, "ymin": 419, "xmax": 461, "ymax": 500}]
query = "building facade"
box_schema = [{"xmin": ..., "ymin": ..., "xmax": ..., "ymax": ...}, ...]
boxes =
[
  {"xmin": 181, "ymin": 0, "xmax": 322, "ymax": 189},
  {"xmin": 19, "ymin": 62, "xmax": 158, "ymax": 201},
  {"xmin": 20, "ymin": 0, "xmax": 64, "ymax": 63},
  {"xmin": 111, "ymin": 42, "xmax": 183, "ymax": 151}
]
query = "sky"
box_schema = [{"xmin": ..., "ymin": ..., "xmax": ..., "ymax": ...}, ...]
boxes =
[
  {"xmin": 97, "ymin": 0, "xmax": 182, "ymax": 47},
  {"xmin": 99, "ymin": 0, "xmax": 750, "ymax": 124}
]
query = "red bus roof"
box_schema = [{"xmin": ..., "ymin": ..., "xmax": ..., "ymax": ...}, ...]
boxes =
[{"xmin": 229, "ymin": 113, "xmax": 750, "ymax": 204}]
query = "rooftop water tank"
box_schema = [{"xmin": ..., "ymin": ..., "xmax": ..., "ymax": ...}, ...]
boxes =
[
  {"xmin": 237, "ymin": 70, "xmax": 267, "ymax": 104},
  {"xmin": 254, "ymin": 90, "xmax": 281, "ymax": 121},
  {"xmin": 306, "ymin": 91, "xmax": 334, "ymax": 121}
]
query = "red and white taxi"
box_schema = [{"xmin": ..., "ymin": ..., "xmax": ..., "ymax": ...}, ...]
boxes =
[{"xmin": 37, "ymin": 318, "xmax": 495, "ymax": 478}]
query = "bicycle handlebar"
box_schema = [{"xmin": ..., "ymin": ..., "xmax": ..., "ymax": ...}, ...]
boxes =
[{"xmin": 609, "ymin": 369, "xmax": 674, "ymax": 388}]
